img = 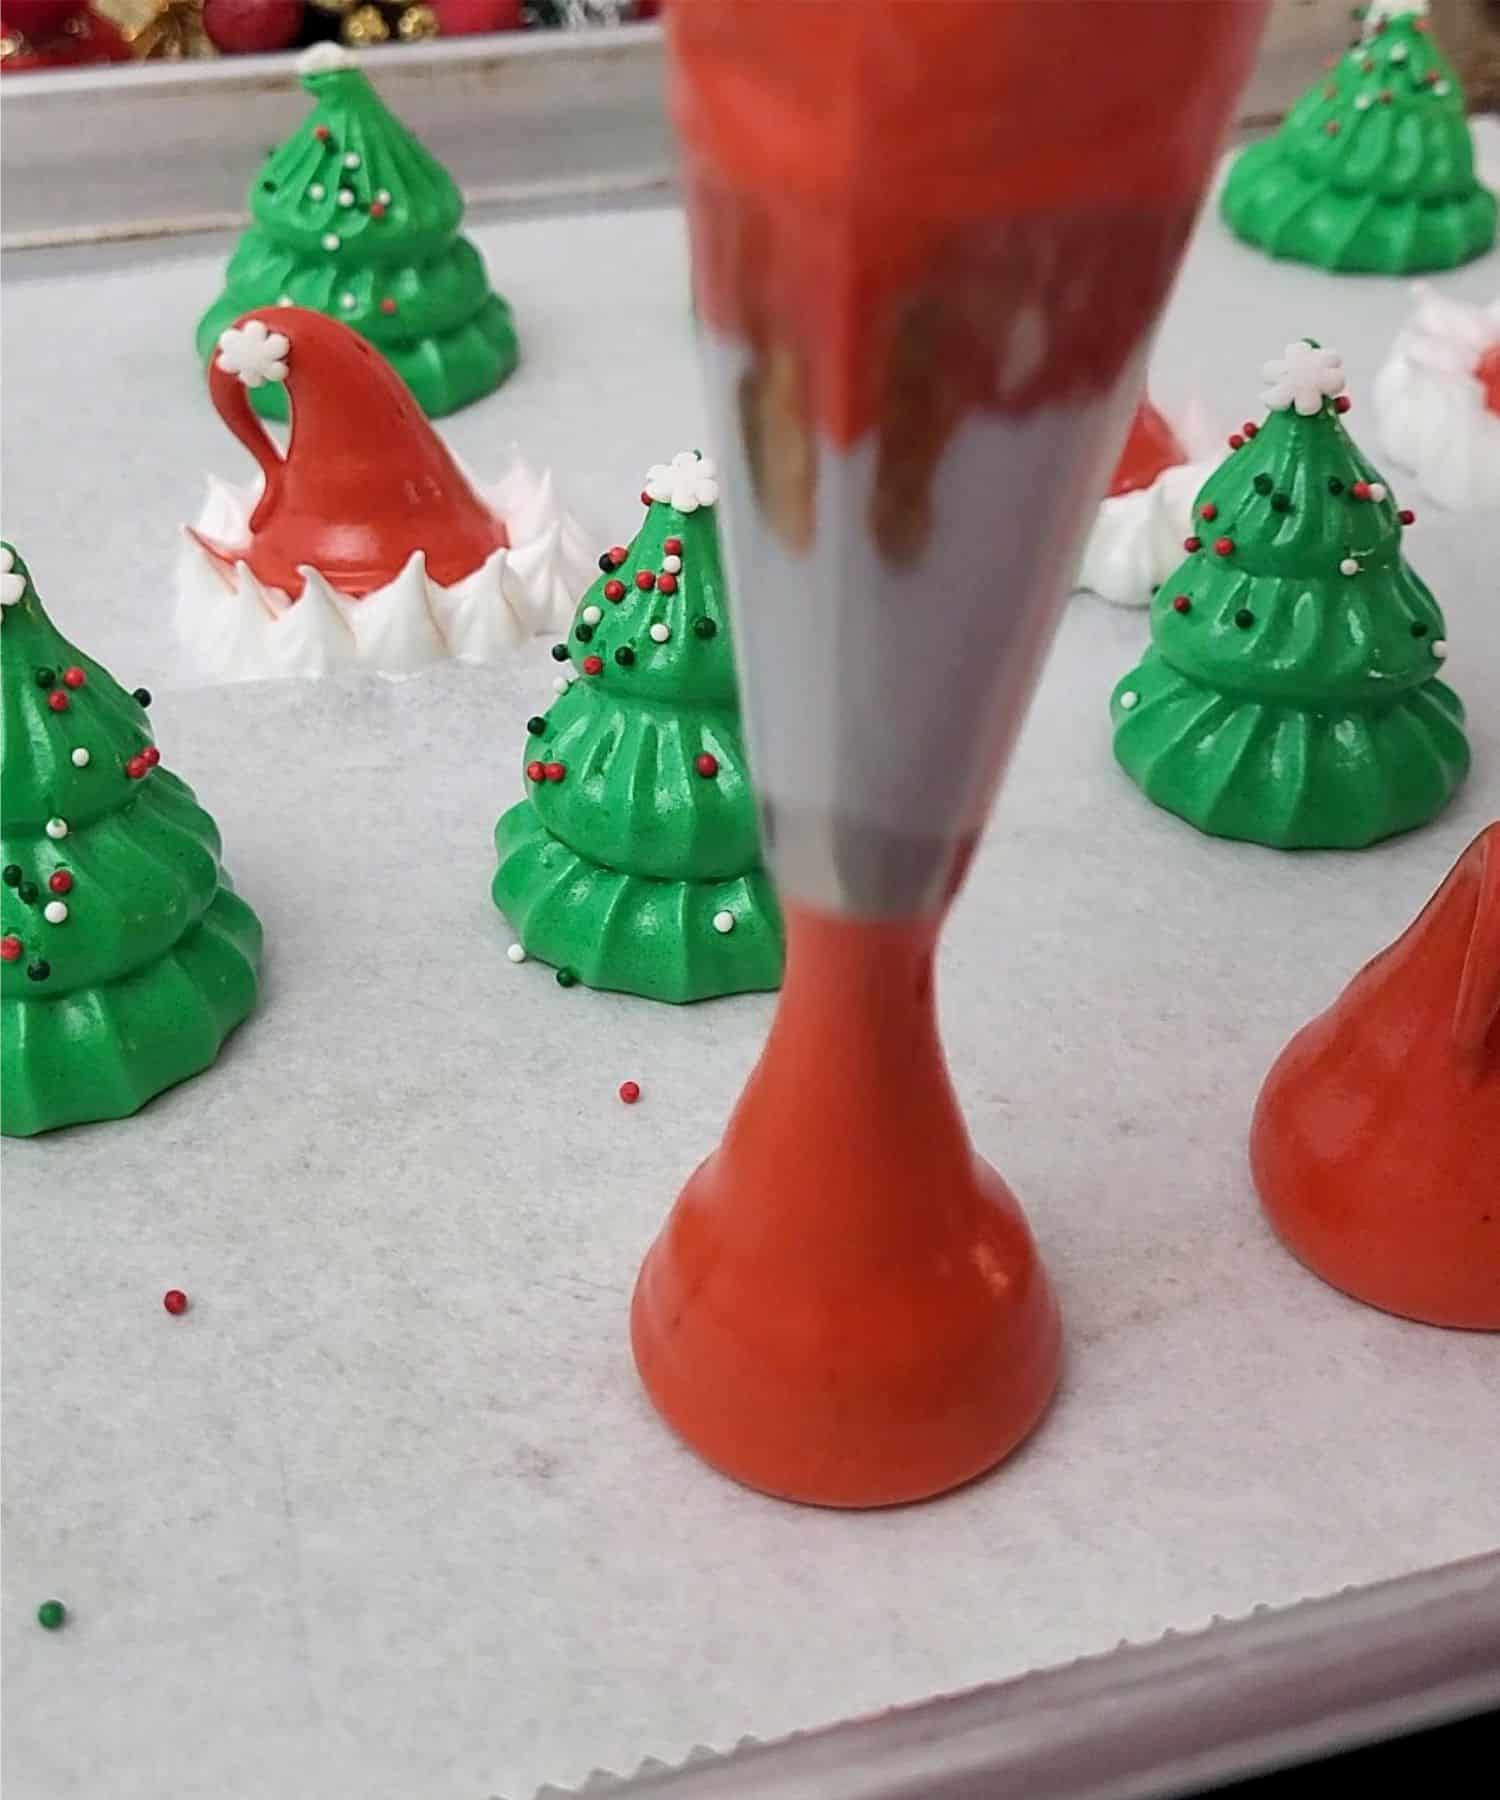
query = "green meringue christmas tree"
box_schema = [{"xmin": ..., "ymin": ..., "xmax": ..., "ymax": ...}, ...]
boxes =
[
  {"xmin": 196, "ymin": 42, "xmax": 517, "ymax": 421},
  {"xmin": 1222, "ymin": 3, "xmax": 1495, "ymax": 273},
  {"xmin": 1, "ymin": 545, "xmax": 261, "ymax": 1137},
  {"xmin": 1110, "ymin": 342, "xmax": 1468, "ymax": 850},
  {"xmin": 494, "ymin": 453, "xmax": 783, "ymax": 1003}
]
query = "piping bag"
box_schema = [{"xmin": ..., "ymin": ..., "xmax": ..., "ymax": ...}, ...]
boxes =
[{"xmin": 632, "ymin": 0, "xmax": 1268, "ymax": 1507}]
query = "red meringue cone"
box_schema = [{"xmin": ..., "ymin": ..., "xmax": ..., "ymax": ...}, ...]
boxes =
[
  {"xmin": 195, "ymin": 306, "xmax": 507, "ymax": 598},
  {"xmin": 1108, "ymin": 397, "xmax": 1188, "ymax": 498},
  {"xmin": 1251, "ymin": 824, "xmax": 1500, "ymax": 1330}
]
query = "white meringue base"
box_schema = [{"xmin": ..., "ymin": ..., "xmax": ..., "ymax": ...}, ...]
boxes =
[
  {"xmin": 176, "ymin": 452, "xmax": 595, "ymax": 681},
  {"xmin": 1373, "ymin": 290, "xmax": 1500, "ymax": 514},
  {"xmin": 1074, "ymin": 461, "xmax": 1214, "ymax": 608}
]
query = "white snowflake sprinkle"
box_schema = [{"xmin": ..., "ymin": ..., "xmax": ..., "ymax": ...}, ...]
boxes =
[
  {"xmin": 644, "ymin": 450, "xmax": 719, "ymax": 513},
  {"xmin": 216, "ymin": 319, "xmax": 290, "ymax": 389},
  {"xmin": 0, "ymin": 546, "xmax": 24, "ymax": 607},
  {"xmin": 712, "ymin": 910, "xmax": 736, "ymax": 934},
  {"xmin": 1261, "ymin": 341, "xmax": 1347, "ymax": 416}
]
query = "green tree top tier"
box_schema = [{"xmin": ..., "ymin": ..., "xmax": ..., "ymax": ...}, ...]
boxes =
[
  {"xmin": 196, "ymin": 43, "xmax": 517, "ymax": 421},
  {"xmin": 1, "ymin": 544, "xmax": 261, "ymax": 1136},
  {"xmin": 1222, "ymin": 4, "xmax": 1495, "ymax": 272},
  {"xmin": 493, "ymin": 453, "xmax": 784, "ymax": 1003},
  {"xmin": 1110, "ymin": 341, "xmax": 1468, "ymax": 850}
]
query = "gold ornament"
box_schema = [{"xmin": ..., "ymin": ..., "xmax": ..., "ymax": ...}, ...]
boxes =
[
  {"xmin": 94, "ymin": 0, "xmax": 212, "ymax": 60},
  {"xmin": 309, "ymin": 0, "xmax": 357, "ymax": 13},
  {"xmin": 397, "ymin": 3, "xmax": 439, "ymax": 40},
  {"xmin": 342, "ymin": 4, "xmax": 390, "ymax": 45}
]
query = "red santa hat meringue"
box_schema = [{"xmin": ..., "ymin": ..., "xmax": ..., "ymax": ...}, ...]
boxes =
[
  {"xmin": 194, "ymin": 306, "xmax": 507, "ymax": 598},
  {"xmin": 1108, "ymin": 397, "xmax": 1188, "ymax": 498}
]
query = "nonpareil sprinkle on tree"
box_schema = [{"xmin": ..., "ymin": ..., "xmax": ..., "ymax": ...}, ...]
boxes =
[{"xmin": 1110, "ymin": 341, "xmax": 1468, "ymax": 850}]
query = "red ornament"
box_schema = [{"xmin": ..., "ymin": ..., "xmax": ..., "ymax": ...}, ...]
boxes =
[
  {"xmin": 1351, "ymin": 480, "xmax": 1372, "ymax": 501},
  {"xmin": 1213, "ymin": 537, "xmax": 1234, "ymax": 557},
  {"xmin": 62, "ymin": 666, "xmax": 86, "ymax": 689},
  {"xmin": 125, "ymin": 754, "xmax": 148, "ymax": 779},
  {"xmin": 1228, "ymin": 434, "xmax": 1245, "ymax": 450},
  {"xmin": 48, "ymin": 870, "xmax": 72, "ymax": 895},
  {"xmin": 0, "ymin": 937, "xmax": 21, "ymax": 964},
  {"xmin": 1335, "ymin": 395, "xmax": 1352, "ymax": 414},
  {"xmin": 379, "ymin": 298, "xmax": 397, "ymax": 315},
  {"xmin": 1242, "ymin": 422, "xmax": 1258, "ymax": 438},
  {"xmin": 1172, "ymin": 595, "xmax": 1192, "ymax": 614},
  {"xmin": 544, "ymin": 761, "xmax": 566, "ymax": 783},
  {"xmin": 657, "ymin": 572, "xmax": 679, "ymax": 595},
  {"xmin": 635, "ymin": 570, "xmax": 656, "ymax": 591},
  {"xmin": 1398, "ymin": 508, "xmax": 1416, "ymax": 526},
  {"xmin": 47, "ymin": 691, "xmax": 69, "ymax": 713},
  {"xmin": 526, "ymin": 760, "xmax": 547, "ymax": 783},
  {"xmin": 694, "ymin": 752, "xmax": 719, "ymax": 778},
  {"xmin": 619, "ymin": 1080, "xmax": 641, "ymax": 1105},
  {"xmin": 603, "ymin": 579, "xmax": 626, "ymax": 602},
  {"xmin": 1184, "ymin": 535, "xmax": 1203, "ymax": 553},
  {"xmin": 142, "ymin": 746, "xmax": 161, "ymax": 767},
  {"xmin": 202, "ymin": 0, "xmax": 305, "ymax": 55},
  {"xmin": 1199, "ymin": 503, "xmax": 1218, "ymax": 521},
  {"xmin": 663, "ymin": 537, "xmax": 683, "ymax": 556},
  {"xmin": 162, "ymin": 1289, "xmax": 189, "ymax": 1316},
  {"xmin": 582, "ymin": 654, "xmax": 604, "ymax": 676}
]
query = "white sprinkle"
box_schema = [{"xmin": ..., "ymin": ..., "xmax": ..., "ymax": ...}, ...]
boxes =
[
  {"xmin": 344, "ymin": 152, "xmax": 361, "ymax": 169},
  {"xmin": 1432, "ymin": 638, "xmax": 1449, "ymax": 660},
  {"xmin": 43, "ymin": 901, "xmax": 68, "ymax": 925},
  {"xmin": 376, "ymin": 189, "xmax": 391, "ymax": 205},
  {"xmin": 552, "ymin": 676, "xmax": 569, "ymax": 694},
  {"xmin": 338, "ymin": 188, "xmax": 355, "ymax": 208},
  {"xmin": 45, "ymin": 817, "xmax": 68, "ymax": 840},
  {"xmin": 649, "ymin": 623, "xmax": 671, "ymax": 643},
  {"xmin": 565, "ymin": 668, "xmax": 580, "ymax": 684},
  {"xmin": 1118, "ymin": 690, "xmax": 1139, "ymax": 711},
  {"xmin": 712, "ymin": 910, "xmax": 736, "ymax": 935},
  {"xmin": 581, "ymin": 605, "xmax": 602, "ymax": 626},
  {"xmin": 277, "ymin": 295, "xmax": 295, "ymax": 307},
  {"xmin": 309, "ymin": 183, "xmax": 326, "ymax": 200},
  {"xmin": 321, "ymin": 232, "xmax": 339, "ymax": 252},
  {"xmin": 507, "ymin": 943, "xmax": 527, "ymax": 964},
  {"xmin": 1368, "ymin": 482, "xmax": 1387, "ymax": 503},
  {"xmin": 71, "ymin": 747, "xmax": 90, "ymax": 768},
  {"xmin": 1355, "ymin": 92, "xmax": 1373, "ymax": 110},
  {"xmin": 1434, "ymin": 80, "xmax": 1450, "ymax": 96},
  {"xmin": 339, "ymin": 292, "xmax": 357, "ymax": 311},
  {"xmin": 1340, "ymin": 557, "xmax": 1360, "ymax": 576},
  {"xmin": 661, "ymin": 554, "xmax": 682, "ymax": 574},
  {"xmin": 1388, "ymin": 42, "xmax": 1408, "ymax": 63}
]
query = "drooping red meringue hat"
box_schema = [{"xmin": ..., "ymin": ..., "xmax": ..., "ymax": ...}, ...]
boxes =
[
  {"xmin": 194, "ymin": 306, "xmax": 507, "ymax": 598},
  {"xmin": 1108, "ymin": 396, "xmax": 1188, "ymax": 497},
  {"xmin": 1251, "ymin": 823, "xmax": 1500, "ymax": 1331}
]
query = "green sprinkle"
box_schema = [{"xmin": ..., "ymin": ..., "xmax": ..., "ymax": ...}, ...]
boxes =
[
  {"xmin": 37, "ymin": 1600, "xmax": 66, "ymax": 1631},
  {"xmin": 555, "ymin": 968, "xmax": 577, "ymax": 988}
]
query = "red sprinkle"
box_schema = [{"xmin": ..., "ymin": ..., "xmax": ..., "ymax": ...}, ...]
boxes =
[
  {"xmin": 62, "ymin": 666, "xmax": 86, "ymax": 689},
  {"xmin": 608, "ymin": 546, "xmax": 628, "ymax": 567},
  {"xmin": 526, "ymin": 760, "xmax": 547, "ymax": 783},
  {"xmin": 1351, "ymin": 480, "xmax": 1372, "ymax": 500},
  {"xmin": 1379, "ymin": 88, "xmax": 1393, "ymax": 104},
  {"xmin": 314, "ymin": 125, "xmax": 330, "ymax": 142},
  {"xmin": 1228, "ymin": 434, "xmax": 1245, "ymax": 450},
  {"xmin": 125, "ymin": 755, "xmax": 148, "ymax": 779},
  {"xmin": 1172, "ymin": 595, "xmax": 1192, "ymax": 614},
  {"xmin": 370, "ymin": 200, "xmax": 387, "ymax": 218},
  {"xmin": 543, "ymin": 762, "xmax": 566, "ymax": 783},
  {"xmin": 663, "ymin": 537, "xmax": 683, "ymax": 556},
  {"xmin": 618, "ymin": 1081, "xmax": 641, "ymax": 1105},
  {"xmin": 635, "ymin": 570, "xmax": 656, "ymax": 591},
  {"xmin": 603, "ymin": 579, "xmax": 626, "ymax": 602},
  {"xmin": 1213, "ymin": 537, "xmax": 1234, "ymax": 557},
  {"xmin": 1335, "ymin": 396, "xmax": 1352, "ymax": 414},
  {"xmin": 1242, "ymin": 422, "xmax": 1258, "ymax": 438},
  {"xmin": 640, "ymin": 489, "xmax": 653, "ymax": 506},
  {"xmin": 0, "ymin": 936, "xmax": 21, "ymax": 963},
  {"xmin": 1398, "ymin": 508, "xmax": 1416, "ymax": 525},
  {"xmin": 1323, "ymin": 84, "xmax": 1337, "ymax": 99},
  {"xmin": 694, "ymin": 752, "xmax": 719, "ymax": 778},
  {"xmin": 379, "ymin": 298, "xmax": 397, "ymax": 315},
  {"xmin": 48, "ymin": 870, "xmax": 72, "ymax": 894},
  {"xmin": 1199, "ymin": 503, "xmax": 1218, "ymax": 521},
  {"xmin": 142, "ymin": 746, "xmax": 160, "ymax": 767},
  {"xmin": 582, "ymin": 654, "xmax": 604, "ymax": 676},
  {"xmin": 163, "ymin": 1289, "xmax": 189, "ymax": 1316},
  {"xmin": 657, "ymin": 572, "xmax": 678, "ymax": 595},
  {"xmin": 47, "ymin": 692, "xmax": 69, "ymax": 713},
  {"xmin": 1184, "ymin": 536, "xmax": 1203, "ymax": 553},
  {"xmin": 1325, "ymin": 120, "xmax": 1341, "ymax": 136}
]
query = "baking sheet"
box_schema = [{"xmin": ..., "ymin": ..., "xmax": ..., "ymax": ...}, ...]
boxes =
[{"xmin": 3, "ymin": 138, "xmax": 1500, "ymax": 1800}]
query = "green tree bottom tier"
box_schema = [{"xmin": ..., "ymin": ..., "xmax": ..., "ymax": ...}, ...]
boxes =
[
  {"xmin": 1, "ymin": 886, "xmax": 262, "ymax": 1137},
  {"xmin": 195, "ymin": 291, "xmax": 518, "ymax": 423},
  {"xmin": 1222, "ymin": 140, "xmax": 1497, "ymax": 273},
  {"xmin": 1110, "ymin": 651, "xmax": 1469, "ymax": 850},
  {"xmin": 494, "ymin": 804, "xmax": 783, "ymax": 1004}
]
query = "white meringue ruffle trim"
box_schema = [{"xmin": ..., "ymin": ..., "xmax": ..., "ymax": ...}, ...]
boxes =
[
  {"xmin": 1373, "ymin": 287, "xmax": 1500, "ymax": 514},
  {"xmin": 175, "ymin": 452, "xmax": 595, "ymax": 681},
  {"xmin": 1074, "ymin": 460, "xmax": 1215, "ymax": 608}
]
